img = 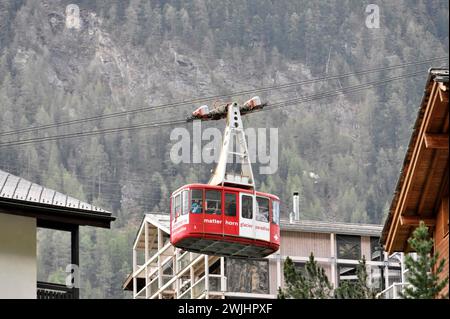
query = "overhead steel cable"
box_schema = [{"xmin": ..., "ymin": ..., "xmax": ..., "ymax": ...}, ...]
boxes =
[
  {"xmin": 0, "ymin": 69, "xmax": 427, "ymax": 148},
  {"xmin": 266, "ymin": 71, "xmax": 425, "ymax": 111},
  {"xmin": 0, "ymin": 56, "xmax": 446, "ymax": 137},
  {"xmin": 233, "ymin": 69, "xmax": 426, "ymax": 114},
  {"xmin": 0, "ymin": 118, "xmax": 186, "ymax": 147}
]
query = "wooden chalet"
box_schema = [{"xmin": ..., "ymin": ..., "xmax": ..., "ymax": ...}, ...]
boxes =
[{"xmin": 381, "ymin": 68, "xmax": 449, "ymax": 296}]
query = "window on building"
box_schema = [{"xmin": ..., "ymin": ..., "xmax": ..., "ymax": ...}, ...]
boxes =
[
  {"xmin": 208, "ymin": 260, "xmax": 221, "ymax": 292},
  {"xmin": 336, "ymin": 235, "xmax": 361, "ymax": 260},
  {"xmin": 182, "ymin": 190, "xmax": 189, "ymax": 215},
  {"xmin": 370, "ymin": 237, "xmax": 384, "ymax": 261},
  {"xmin": 338, "ymin": 264, "xmax": 358, "ymax": 285},
  {"xmin": 241, "ymin": 195, "xmax": 253, "ymax": 219},
  {"xmin": 388, "ymin": 253, "xmax": 402, "ymax": 264},
  {"xmin": 256, "ymin": 197, "xmax": 269, "ymax": 222},
  {"xmin": 225, "ymin": 193, "xmax": 237, "ymax": 217},
  {"xmin": 225, "ymin": 258, "xmax": 269, "ymax": 294},
  {"xmin": 387, "ymin": 267, "xmax": 402, "ymax": 287},
  {"xmin": 370, "ymin": 265, "xmax": 385, "ymax": 291},
  {"xmin": 209, "ymin": 259, "xmax": 221, "ymax": 275},
  {"xmin": 205, "ymin": 190, "xmax": 221, "ymax": 215},
  {"xmin": 293, "ymin": 262, "xmax": 306, "ymax": 274},
  {"xmin": 190, "ymin": 189, "xmax": 203, "ymax": 214},
  {"xmin": 272, "ymin": 200, "xmax": 280, "ymax": 225}
]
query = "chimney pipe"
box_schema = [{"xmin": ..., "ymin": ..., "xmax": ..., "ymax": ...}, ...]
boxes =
[{"xmin": 293, "ymin": 192, "xmax": 300, "ymax": 221}]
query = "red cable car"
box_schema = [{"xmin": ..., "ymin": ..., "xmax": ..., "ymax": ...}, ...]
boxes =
[
  {"xmin": 170, "ymin": 98, "xmax": 280, "ymax": 258},
  {"xmin": 170, "ymin": 184, "xmax": 280, "ymax": 258}
]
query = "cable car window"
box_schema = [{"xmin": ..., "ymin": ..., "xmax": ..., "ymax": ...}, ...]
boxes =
[
  {"xmin": 242, "ymin": 195, "xmax": 253, "ymax": 219},
  {"xmin": 171, "ymin": 196, "xmax": 175, "ymax": 219},
  {"xmin": 272, "ymin": 200, "xmax": 280, "ymax": 225},
  {"xmin": 256, "ymin": 197, "xmax": 269, "ymax": 222},
  {"xmin": 225, "ymin": 193, "xmax": 237, "ymax": 217},
  {"xmin": 206, "ymin": 190, "xmax": 221, "ymax": 215},
  {"xmin": 190, "ymin": 189, "xmax": 203, "ymax": 214},
  {"xmin": 182, "ymin": 190, "xmax": 189, "ymax": 215},
  {"xmin": 175, "ymin": 194, "xmax": 181, "ymax": 217}
]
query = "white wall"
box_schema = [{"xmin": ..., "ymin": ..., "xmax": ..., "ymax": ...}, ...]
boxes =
[{"xmin": 0, "ymin": 213, "xmax": 37, "ymax": 299}]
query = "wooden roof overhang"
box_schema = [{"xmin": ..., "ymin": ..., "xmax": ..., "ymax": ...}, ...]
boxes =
[{"xmin": 381, "ymin": 68, "xmax": 449, "ymax": 254}]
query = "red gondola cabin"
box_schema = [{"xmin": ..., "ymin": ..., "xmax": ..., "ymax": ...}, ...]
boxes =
[{"xmin": 170, "ymin": 184, "xmax": 280, "ymax": 258}]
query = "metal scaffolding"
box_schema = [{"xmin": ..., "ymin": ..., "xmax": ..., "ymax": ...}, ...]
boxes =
[
  {"xmin": 126, "ymin": 214, "xmax": 404, "ymax": 299},
  {"xmin": 131, "ymin": 214, "xmax": 227, "ymax": 299}
]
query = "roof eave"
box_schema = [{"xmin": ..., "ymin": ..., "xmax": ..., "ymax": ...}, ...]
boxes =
[
  {"xmin": 0, "ymin": 197, "xmax": 116, "ymax": 228},
  {"xmin": 380, "ymin": 68, "xmax": 449, "ymax": 246}
]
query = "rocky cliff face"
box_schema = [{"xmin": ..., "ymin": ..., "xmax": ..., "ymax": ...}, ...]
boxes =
[{"xmin": 9, "ymin": 1, "xmax": 321, "ymax": 117}]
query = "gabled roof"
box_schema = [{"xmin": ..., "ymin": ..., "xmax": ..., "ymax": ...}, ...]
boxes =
[
  {"xmin": 381, "ymin": 68, "xmax": 449, "ymax": 251},
  {"xmin": 0, "ymin": 169, "xmax": 115, "ymax": 228},
  {"xmin": 144, "ymin": 213, "xmax": 170, "ymax": 233},
  {"xmin": 132, "ymin": 213, "xmax": 170, "ymax": 250}
]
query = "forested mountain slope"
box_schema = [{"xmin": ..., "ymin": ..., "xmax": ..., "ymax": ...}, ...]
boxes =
[{"xmin": 0, "ymin": 0, "xmax": 448, "ymax": 298}]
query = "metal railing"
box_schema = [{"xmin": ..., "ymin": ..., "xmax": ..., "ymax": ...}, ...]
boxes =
[
  {"xmin": 176, "ymin": 275, "xmax": 208, "ymax": 299},
  {"xmin": 178, "ymin": 284, "xmax": 191, "ymax": 299},
  {"xmin": 37, "ymin": 281, "xmax": 76, "ymax": 299},
  {"xmin": 376, "ymin": 283, "xmax": 410, "ymax": 299},
  {"xmin": 177, "ymin": 252, "xmax": 190, "ymax": 271},
  {"xmin": 192, "ymin": 276, "xmax": 205, "ymax": 299},
  {"xmin": 208, "ymin": 274, "xmax": 223, "ymax": 292},
  {"xmin": 149, "ymin": 277, "xmax": 159, "ymax": 296}
]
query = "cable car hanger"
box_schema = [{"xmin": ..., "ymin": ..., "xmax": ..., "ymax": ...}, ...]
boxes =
[
  {"xmin": 170, "ymin": 96, "xmax": 280, "ymax": 259},
  {"xmin": 188, "ymin": 96, "xmax": 266, "ymax": 191}
]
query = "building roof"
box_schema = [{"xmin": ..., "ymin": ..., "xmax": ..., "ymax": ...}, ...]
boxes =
[
  {"xmin": 144, "ymin": 213, "xmax": 170, "ymax": 233},
  {"xmin": 132, "ymin": 213, "xmax": 170, "ymax": 250},
  {"xmin": 280, "ymin": 219, "xmax": 382, "ymax": 236},
  {"xmin": 0, "ymin": 169, "xmax": 115, "ymax": 228},
  {"xmin": 381, "ymin": 68, "xmax": 449, "ymax": 252}
]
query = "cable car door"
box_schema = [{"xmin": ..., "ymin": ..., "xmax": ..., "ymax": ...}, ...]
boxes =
[
  {"xmin": 270, "ymin": 200, "xmax": 281, "ymax": 246},
  {"xmin": 171, "ymin": 190, "xmax": 189, "ymax": 242},
  {"xmin": 189, "ymin": 188, "xmax": 203, "ymax": 234},
  {"xmin": 254, "ymin": 196, "xmax": 270, "ymax": 241},
  {"xmin": 204, "ymin": 189, "xmax": 222, "ymax": 235},
  {"xmin": 239, "ymin": 193, "xmax": 255, "ymax": 239},
  {"xmin": 223, "ymin": 191, "xmax": 239, "ymax": 236}
]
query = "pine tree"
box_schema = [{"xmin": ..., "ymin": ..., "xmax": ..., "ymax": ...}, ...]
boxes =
[
  {"xmin": 277, "ymin": 286, "xmax": 286, "ymax": 299},
  {"xmin": 278, "ymin": 253, "xmax": 332, "ymax": 299},
  {"xmin": 400, "ymin": 221, "xmax": 449, "ymax": 299}
]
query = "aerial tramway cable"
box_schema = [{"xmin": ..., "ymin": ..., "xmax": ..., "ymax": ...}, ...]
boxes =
[
  {"xmin": 0, "ymin": 69, "xmax": 434, "ymax": 147},
  {"xmin": 0, "ymin": 56, "xmax": 446, "ymax": 138}
]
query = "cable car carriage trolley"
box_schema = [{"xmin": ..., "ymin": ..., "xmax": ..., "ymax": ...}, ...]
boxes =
[{"xmin": 170, "ymin": 97, "xmax": 280, "ymax": 258}]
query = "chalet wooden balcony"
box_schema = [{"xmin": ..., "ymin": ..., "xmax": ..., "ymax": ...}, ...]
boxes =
[{"xmin": 37, "ymin": 281, "xmax": 78, "ymax": 299}]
